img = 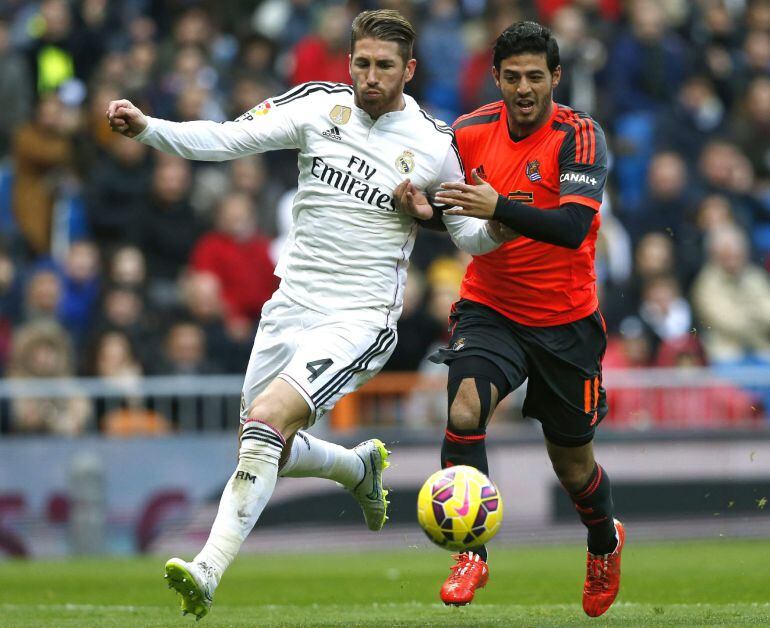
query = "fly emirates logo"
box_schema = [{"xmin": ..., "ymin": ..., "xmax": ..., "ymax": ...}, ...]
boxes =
[{"xmin": 310, "ymin": 155, "xmax": 396, "ymax": 211}]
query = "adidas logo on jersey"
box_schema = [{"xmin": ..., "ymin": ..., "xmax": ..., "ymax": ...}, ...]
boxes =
[{"xmin": 322, "ymin": 126, "xmax": 342, "ymax": 141}]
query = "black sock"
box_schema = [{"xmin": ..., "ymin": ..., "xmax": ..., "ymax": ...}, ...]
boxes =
[
  {"xmin": 441, "ymin": 428, "xmax": 488, "ymax": 474},
  {"xmin": 568, "ymin": 463, "xmax": 617, "ymax": 555},
  {"xmin": 442, "ymin": 427, "xmax": 489, "ymax": 562}
]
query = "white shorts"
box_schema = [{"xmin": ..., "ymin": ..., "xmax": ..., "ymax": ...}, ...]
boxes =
[{"xmin": 240, "ymin": 291, "xmax": 397, "ymax": 427}]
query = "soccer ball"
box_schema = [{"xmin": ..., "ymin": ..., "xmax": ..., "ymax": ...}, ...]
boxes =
[{"xmin": 416, "ymin": 465, "xmax": 503, "ymax": 551}]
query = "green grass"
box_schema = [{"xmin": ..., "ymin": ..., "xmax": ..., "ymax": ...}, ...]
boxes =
[{"xmin": 1, "ymin": 538, "xmax": 769, "ymax": 626}]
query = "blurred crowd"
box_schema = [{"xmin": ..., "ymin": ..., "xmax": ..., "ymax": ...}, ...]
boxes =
[{"xmin": 0, "ymin": 0, "xmax": 769, "ymax": 434}]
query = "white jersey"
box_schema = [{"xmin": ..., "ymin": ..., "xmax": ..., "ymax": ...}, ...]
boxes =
[{"xmin": 135, "ymin": 81, "xmax": 498, "ymax": 326}]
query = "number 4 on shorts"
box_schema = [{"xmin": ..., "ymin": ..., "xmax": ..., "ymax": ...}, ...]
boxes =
[{"xmin": 306, "ymin": 358, "xmax": 333, "ymax": 382}]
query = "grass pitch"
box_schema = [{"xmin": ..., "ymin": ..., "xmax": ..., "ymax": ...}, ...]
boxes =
[{"xmin": 1, "ymin": 538, "xmax": 769, "ymax": 626}]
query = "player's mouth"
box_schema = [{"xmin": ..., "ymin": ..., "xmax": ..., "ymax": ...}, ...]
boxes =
[{"xmin": 516, "ymin": 99, "xmax": 535, "ymax": 115}]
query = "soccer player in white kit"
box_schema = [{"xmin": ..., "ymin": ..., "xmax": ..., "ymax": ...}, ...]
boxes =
[{"xmin": 107, "ymin": 9, "xmax": 505, "ymax": 619}]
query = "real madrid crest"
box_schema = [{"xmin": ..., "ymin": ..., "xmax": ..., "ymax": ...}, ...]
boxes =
[
  {"xmin": 395, "ymin": 149, "xmax": 415, "ymax": 174},
  {"xmin": 329, "ymin": 105, "xmax": 352, "ymax": 125}
]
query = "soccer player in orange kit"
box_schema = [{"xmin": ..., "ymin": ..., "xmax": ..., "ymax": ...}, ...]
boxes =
[{"xmin": 429, "ymin": 22, "xmax": 624, "ymax": 616}]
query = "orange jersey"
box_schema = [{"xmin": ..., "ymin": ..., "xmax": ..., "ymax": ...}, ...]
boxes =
[{"xmin": 453, "ymin": 101, "xmax": 608, "ymax": 326}]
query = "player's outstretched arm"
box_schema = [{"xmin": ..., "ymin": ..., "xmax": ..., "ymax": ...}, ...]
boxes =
[
  {"xmin": 106, "ymin": 99, "xmax": 148, "ymax": 138},
  {"xmin": 435, "ymin": 169, "xmax": 498, "ymax": 218},
  {"xmin": 438, "ymin": 169, "xmax": 593, "ymax": 249},
  {"xmin": 105, "ymin": 97, "xmax": 298, "ymax": 162}
]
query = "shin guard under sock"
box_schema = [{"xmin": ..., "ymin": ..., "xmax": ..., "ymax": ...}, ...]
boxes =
[{"xmin": 568, "ymin": 463, "xmax": 617, "ymax": 555}]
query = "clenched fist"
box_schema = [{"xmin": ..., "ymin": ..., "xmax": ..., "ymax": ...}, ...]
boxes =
[{"xmin": 106, "ymin": 99, "xmax": 148, "ymax": 138}]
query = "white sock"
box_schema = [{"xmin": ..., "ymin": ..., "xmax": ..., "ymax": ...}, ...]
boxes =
[
  {"xmin": 279, "ymin": 430, "xmax": 364, "ymax": 488},
  {"xmin": 194, "ymin": 421, "xmax": 284, "ymax": 586}
]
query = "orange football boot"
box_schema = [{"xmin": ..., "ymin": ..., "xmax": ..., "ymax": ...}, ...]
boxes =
[
  {"xmin": 440, "ymin": 551, "xmax": 489, "ymax": 606},
  {"xmin": 583, "ymin": 519, "xmax": 626, "ymax": 617}
]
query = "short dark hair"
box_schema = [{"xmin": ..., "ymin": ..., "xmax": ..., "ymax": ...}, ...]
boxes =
[
  {"xmin": 350, "ymin": 9, "xmax": 416, "ymax": 64},
  {"xmin": 493, "ymin": 21, "xmax": 560, "ymax": 73}
]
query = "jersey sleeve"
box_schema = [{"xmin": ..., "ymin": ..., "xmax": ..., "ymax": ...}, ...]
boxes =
[
  {"xmin": 135, "ymin": 87, "xmax": 306, "ymax": 161},
  {"xmin": 431, "ymin": 139, "xmax": 499, "ymax": 256},
  {"xmin": 557, "ymin": 117, "xmax": 607, "ymax": 211},
  {"xmin": 425, "ymin": 136, "xmax": 465, "ymax": 196}
]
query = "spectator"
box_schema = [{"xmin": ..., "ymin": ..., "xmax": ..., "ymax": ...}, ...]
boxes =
[
  {"xmin": 12, "ymin": 92, "xmax": 77, "ymax": 255},
  {"xmin": 288, "ymin": 4, "xmax": 351, "ymax": 86},
  {"xmin": 624, "ymin": 150, "xmax": 698, "ymax": 243},
  {"xmin": 0, "ymin": 247, "xmax": 18, "ymax": 372},
  {"xmin": 739, "ymin": 29, "xmax": 770, "ymax": 92},
  {"xmin": 731, "ymin": 76, "xmax": 770, "ymax": 182},
  {"xmin": 154, "ymin": 320, "xmax": 220, "ymax": 375},
  {"xmin": 84, "ymin": 132, "xmax": 151, "ymax": 249},
  {"xmin": 0, "ymin": 13, "xmax": 32, "ymax": 160},
  {"xmin": 189, "ymin": 192, "xmax": 278, "ymax": 326},
  {"xmin": 22, "ymin": 266, "xmax": 62, "ymax": 325},
  {"xmin": 656, "ymin": 75, "xmax": 728, "ymax": 158},
  {"xmin": 601, "ymin": 231, "xmax": 675, "ymax": 331},
  {"xmin": 607, "ymin": 0, "xmax": 691, "ymax": 207},
  {"xmin": 232, "ymin": 33, "xmax": 281, "ymax": 88},
  {"xmin": 7, "ymin": 320, "xmax": 91, "ymax": 435},
  {"xmin": 459, "ymin": 5, "xmax": 521, "ymax": 112},
  {"xmin": 606, "ymin": 0, "xmax": 690, "ymax": 117},
  {"xmin": 691, "ymin": 225, "xmax": 770, "ymax": 364},
  {"xmin": 180, "ymin": 271, "xmax": 253, "ymax": 374},
  {"xmin": 86, "ymin": 328, "xmax": 142, "ymax": 380},
  {"xmin": 603, "ymin": 315, "xmax": 654, "ymax": 369},
  {"xmin": 107, "ymin": 245, "xmax": 147, "ymax": 292},
  {"xmin": 698, "ymin": 139, "xmax": 765, "ymax": 231},
  {"xmin": 92, "ymin": 285, "xmax": 158, "ymax": 369},
  {"xmin": 693, "ymin": 0, "xmax": 742, "ymax": 107},
  {"xmin": 58, "ymin": 240, "xmax": 101, "ymax": 346},
  {"xmin": 551, "ymin": 4, "xmax": 607, "ymax": 116},
  {"xmin": 638, "ymin": 274, "xmax": 693, "ymax": 352},
  {"xmin": 85, "ymin": 323, "xmax": 171, "ymax": 437},
  {"xmin": 142, "ymin": 154, "xmax": 202, "ymax": 305},
  {"xmin": 419, "ymin": 0, "xmax": 466, "ymax": 120}
]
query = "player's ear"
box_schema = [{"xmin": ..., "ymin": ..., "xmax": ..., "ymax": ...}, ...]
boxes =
[
  {"xmin": 404, "ymin": 58, "xmax": 417, "ymax": 83},
  {"xmin": 492, "ymin": 66, "xmax": 501, "ymax": 89},
  {"xmin": 551, "ymin": 65, "xmax": 562, "ymax": 89}
]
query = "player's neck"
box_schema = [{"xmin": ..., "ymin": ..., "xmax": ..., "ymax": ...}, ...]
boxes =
[{"xmin": 506, "ymin": 100, "xmax": 554, "ymax": 141}]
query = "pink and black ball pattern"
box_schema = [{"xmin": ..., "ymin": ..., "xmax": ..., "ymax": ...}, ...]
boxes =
[
  {"xmin": 465, "ymin": 483, "xmax": 500, "ymax": 546},
  {"xmin": 431, "ymin": 470, "xmax": 457, "ymax": 543}
]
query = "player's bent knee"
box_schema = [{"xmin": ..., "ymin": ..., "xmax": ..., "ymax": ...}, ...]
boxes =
[
  {"xmin": 448, "ymin": 399, "xmax": 483, "ymax": 432},
  {"xmin": 246, "ymin": 377, "xmax": 313, "ymax": 439}
]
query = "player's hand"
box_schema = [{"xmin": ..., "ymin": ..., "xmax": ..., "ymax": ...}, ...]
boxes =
[
  {"xmin": 106, "ymin": 99, "xmax": 148, "ymax": 138},
  {"xmin": 485, "ymin": 220, "xmax": 520, "ymax": 243},
  {"xmin": 436, "ymin": 169, "xmax": 499, "ymax": 219},
  {"xmin": 393, "ymin": 178, "xmax": 433, "ymax": 220}
]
